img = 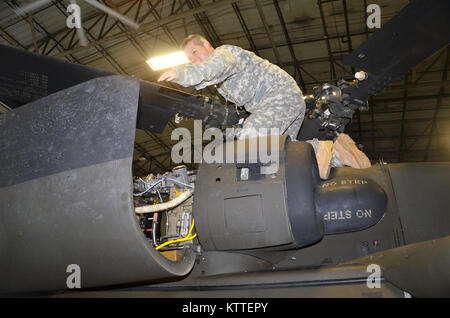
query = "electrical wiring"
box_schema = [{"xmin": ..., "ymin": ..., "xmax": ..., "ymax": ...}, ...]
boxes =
[
  {"xmin": 133, "ymin": 177, "xmax": 193, "ymax": 197},
  {"xmin": 133, "ymin": 179, "xmax": 163, "ymax": 197},
  {"xmin": 165, "ymin": 178, "xmax": 194, "ymax": 188},
  {"xmin": 134, "ymin": 174, "xmax": 196, "ymax": 251},
  {"xmin": 156, "ymin": 190, "xmax": 163, "ymax": 203},
  {"xmin": 155, "ymin": 218, "xmax": 196, "ymax": 250}
]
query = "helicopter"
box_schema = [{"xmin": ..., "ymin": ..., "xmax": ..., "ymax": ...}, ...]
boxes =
[{"xmin": 0, "ymin": 0, "xmax": 449, "ymax": 298}]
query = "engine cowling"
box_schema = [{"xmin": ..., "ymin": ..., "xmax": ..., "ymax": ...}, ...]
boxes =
[{"xmin": 193, "ymin": 137, "xmax": 387, "ymax": 251}]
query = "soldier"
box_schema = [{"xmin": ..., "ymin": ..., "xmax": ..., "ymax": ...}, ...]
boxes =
[
  {"xmin": 158, "ymin": 34, "xmax": 370, "ymax": 179},
  {"xmin": 158, "ymin": 34, "xmax": 304, "ymax": 141}
]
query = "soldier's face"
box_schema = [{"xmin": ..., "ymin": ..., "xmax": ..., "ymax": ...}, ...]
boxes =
[{"xmin": 184, "ymin": 40, "xmax": 214, "ymax": 64}]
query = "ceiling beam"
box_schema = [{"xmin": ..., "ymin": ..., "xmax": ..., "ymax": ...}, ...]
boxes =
[
  {"xmin": 424, "ymin": 47, "xmax": 449, "ymax": 162},
  {"xmin": 51, "ymin": 0, "xmax": 129, "ymax": 74},
  {"xmin": 398, "ymin": 75, "xmax": 409, "ymax": 162},
  {"xmin": 21, "ymin": 0, "xmax": 137, "ymax": 51},
  {"xmin": 317, "ymin": 0, "xmax": 337, "ymax": 80},
  {"xmin": 254, "ymin": 0, "xmax": 282, "ymax": 66},
  {"xmin": 134, "ymin": 143, "xmax": 169, "ymax": 173},
  {"xmin": 5, "ymin": 0, "xmax": 80, "ymax": 63},
  {"xmin": 232, "ymin": 2, "xmax": 259, "ymax": 55},
  {"xmin": 353, "ymin": 115, "xmax": 450, "ymax": 127},
  {"xmin": 27, "ymin": 13, "xmax": 39, "ymax": 53},
  {"xmin": 186, "ymin": 0, "xmax": 221, "ymax": 47},
  {"xmin": 272, "ymin": 0, "xmax": 307, "ymax": 93},
  {"xmin": 0, "ymin": 24, "xmax": 27, "ymax": 49},
  {"xmin": 53, "ymin": 0, "xmax": 249, "ymax": 58}
]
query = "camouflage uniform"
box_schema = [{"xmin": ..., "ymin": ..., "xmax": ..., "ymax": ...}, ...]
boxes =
[{"xmin": 173, "ymin": 45, "xmax": 305, "ymax": 140}]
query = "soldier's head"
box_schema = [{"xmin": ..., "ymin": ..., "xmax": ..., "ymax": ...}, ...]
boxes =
[{"xmin": 181, "ymin": 34, "xmax": 214, "ymax": 64}]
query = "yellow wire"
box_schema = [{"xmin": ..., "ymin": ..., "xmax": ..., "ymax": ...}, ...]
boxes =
[{"xmin": 155, "ymin": 218, "xmax": 196, "ymax": 250}]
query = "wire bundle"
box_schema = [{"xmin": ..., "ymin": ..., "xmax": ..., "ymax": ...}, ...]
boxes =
[{"xmin": 155, "ymin": 218, "xmax": 197, "ymax": 250}]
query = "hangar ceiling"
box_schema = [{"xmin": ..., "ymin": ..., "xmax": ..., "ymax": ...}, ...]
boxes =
[{"xmin": 0, "ymin": 0, "xmax": 448, "ymax": 176}]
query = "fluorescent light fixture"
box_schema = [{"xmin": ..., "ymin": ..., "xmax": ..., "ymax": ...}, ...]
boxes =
[{"xmin": 146, "ymin": 51, "xmax": 190, "ymax": 71}]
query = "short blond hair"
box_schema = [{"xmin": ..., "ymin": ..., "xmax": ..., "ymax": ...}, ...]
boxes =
[{"xmin": 181, "ymin": 34, "xmax": 208, "ymax": 50}]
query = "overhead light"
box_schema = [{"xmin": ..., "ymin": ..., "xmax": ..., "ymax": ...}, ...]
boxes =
[{"xmin": 146, "ymin": 51, "xmax": 190, "ymax": 71}]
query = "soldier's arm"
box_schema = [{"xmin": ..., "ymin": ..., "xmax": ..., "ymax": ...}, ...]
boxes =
[{"xmin": 173, "ymin": 49, "xmax": 237, "ymax": 87}]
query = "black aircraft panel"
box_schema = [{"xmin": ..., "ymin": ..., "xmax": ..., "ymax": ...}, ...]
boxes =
[
  {"xmin": 343, "ymin": 0, "xmax": 450, "ymax": 96},
  {"xmin": 0, "ymin": 44, "xmax": 240, "ymax": 133}
]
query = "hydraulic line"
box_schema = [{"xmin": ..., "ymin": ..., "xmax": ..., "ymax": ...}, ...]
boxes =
[{"xmin": 135, "ymin": 189, "xmax": 193, "ymax": 214}]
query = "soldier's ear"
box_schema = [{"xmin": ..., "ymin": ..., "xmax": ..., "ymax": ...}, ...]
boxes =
[{"xmin": 204, "ymin": 41, "xmax": 214, "ymax": 53}]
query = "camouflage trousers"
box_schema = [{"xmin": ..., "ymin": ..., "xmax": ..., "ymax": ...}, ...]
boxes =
[{"xmin": 234, "ymin": 83, "xmax": 305, "ymax": 141}]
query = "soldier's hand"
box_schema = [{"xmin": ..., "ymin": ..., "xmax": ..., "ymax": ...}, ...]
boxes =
[{"xmin": 157, "ymin": 70, "xmax": 177, "ymax": 82}]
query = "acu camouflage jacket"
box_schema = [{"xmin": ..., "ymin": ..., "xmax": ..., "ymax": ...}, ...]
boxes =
[{"xmin": 173, "ymin": 45, "xmax": 299, "ymax": 112}]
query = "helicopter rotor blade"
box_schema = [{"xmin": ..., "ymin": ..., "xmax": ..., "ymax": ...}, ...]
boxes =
[
  {"xmin": 15, "ymin": 0, "xmax": 140, "ymax": 31},
  {"xmin": 13, "ymin": 0, "xmax": 52, "ymax": 16},
  {"xmin": 83, "ymin": 0, "xmax": 140, "ymax": 30},
  {"xmin": 343, "ymin": 0, "xmax": 450, "ymax": 97}
]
